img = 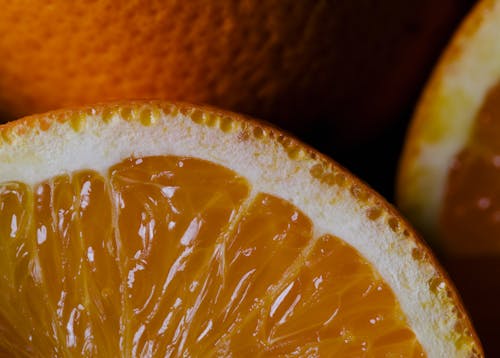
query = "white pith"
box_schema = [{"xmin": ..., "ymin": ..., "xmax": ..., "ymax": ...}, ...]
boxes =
[
  {"xmin": 0, "ymin": 102, "xmax": 477, "ymax": 356},
  {"xmin": 398, "ymin": 0, "xmax": 500, "ymax": 241}
]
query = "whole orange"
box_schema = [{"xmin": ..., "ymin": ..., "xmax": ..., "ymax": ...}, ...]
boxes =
[{"xmin": 0, "ymin": 0, "xmax": 471, "ymax": 147}]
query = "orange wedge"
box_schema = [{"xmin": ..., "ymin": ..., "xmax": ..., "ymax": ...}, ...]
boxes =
[
  {"xmin": 0, "ymin": 101, "xmax": 480, "ymax": 356},
  {"xmin": 398, "ymin": 0, "xmax": 500, "ymax": 252},
  {"xmin": 397, "ymin": 0, "xmax": 500, "ymax": 354}
]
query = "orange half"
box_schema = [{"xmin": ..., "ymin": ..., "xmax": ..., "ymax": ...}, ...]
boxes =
[{"xmin": 0, "ymin": 101, "xmax": 481, "ymax": 356}]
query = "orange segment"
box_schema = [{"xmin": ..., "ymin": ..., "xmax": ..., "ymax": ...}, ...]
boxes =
[
  {"xmin": 0, "ymin": 155, "xmax": 424, "ymax": 356},
  {"xmin": 109, "ymin": 156, "xmax": 250, "ymax": 356},
  {"xmin": 0, "ymin": 182, "xmax": 40, "ymax": 355},
  {"xmin": 258, "ymin": 234, "xmax": 424, "ymax": 356}
]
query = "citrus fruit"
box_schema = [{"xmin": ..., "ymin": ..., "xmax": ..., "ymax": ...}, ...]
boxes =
[
  {"xmin": 397, "ymin": 0, "xmax": 500, "ymax": 354},
  {"xmin": 398, "ymin": 0, "xmax": 500, "ymax": 253},
  {"xmin": 0, "ymin": 0, "xmax": 473, "ymax": 146},
  {"xmin": 0, "ymin": 101, "xmax": 480, "ymax": 356}
]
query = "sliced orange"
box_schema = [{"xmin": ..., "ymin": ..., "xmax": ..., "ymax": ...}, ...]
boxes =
[
  {"xmin": 398, "ymin": 0, "xmax": 500, "ymax": 252},
  {"xmin": 0, "ymin": 101, "xmax": 480, "ymax": 356},
  {"xmin": 397, "ymin": 0, "xmax": 500, "ymax": 354}
]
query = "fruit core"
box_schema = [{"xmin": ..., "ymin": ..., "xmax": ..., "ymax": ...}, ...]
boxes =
[
  {"xmin": 0, "ymin": 155, "xmax": 424, "ymax": 356},
  {"xmin": 441, "ymin": 81, "xmax": 500, "ymax": 255}
]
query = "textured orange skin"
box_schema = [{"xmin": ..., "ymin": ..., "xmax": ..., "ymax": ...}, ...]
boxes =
[{"xmin": 0, "ymin": 0, "xmax": 466, "ymax": 145}]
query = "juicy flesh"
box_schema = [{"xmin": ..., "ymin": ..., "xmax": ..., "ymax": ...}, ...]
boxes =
[
  {"xmin": 442, "ymin": 81, "xmax": 500, "ymax": 255},
  {"xmin": 0, "ymin": 155, "xmax": 424, "ymax": 356}
]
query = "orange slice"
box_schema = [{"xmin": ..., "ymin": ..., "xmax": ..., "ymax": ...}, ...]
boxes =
[
  {"xmin": 0, "ymin": 101, "xmax": 480, "ymax": 356},
  {"xmin": 398, "ymin": 0, "xmax": 500, "ymax": 251},
  {"xmin": 397, "ymin": 0, "xmax": 500, "ymax": 354}
]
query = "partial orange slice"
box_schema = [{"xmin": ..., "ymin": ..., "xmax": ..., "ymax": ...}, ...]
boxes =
[
  {"xmin": 397, "ymin": 0, "xmax": 500, "ymax": 354},
  {"xmin": 0, "ymin": 101, "xmax": 480, "ymax": 356},
  {"xmin": 397, "ymin": 0, "xmax": 500, "ymax": 253}
]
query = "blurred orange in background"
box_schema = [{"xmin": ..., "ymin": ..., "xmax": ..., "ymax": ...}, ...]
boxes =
[{"xmin": 398, "ymin": 0, "xmax": 500, "ymax": 355}]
